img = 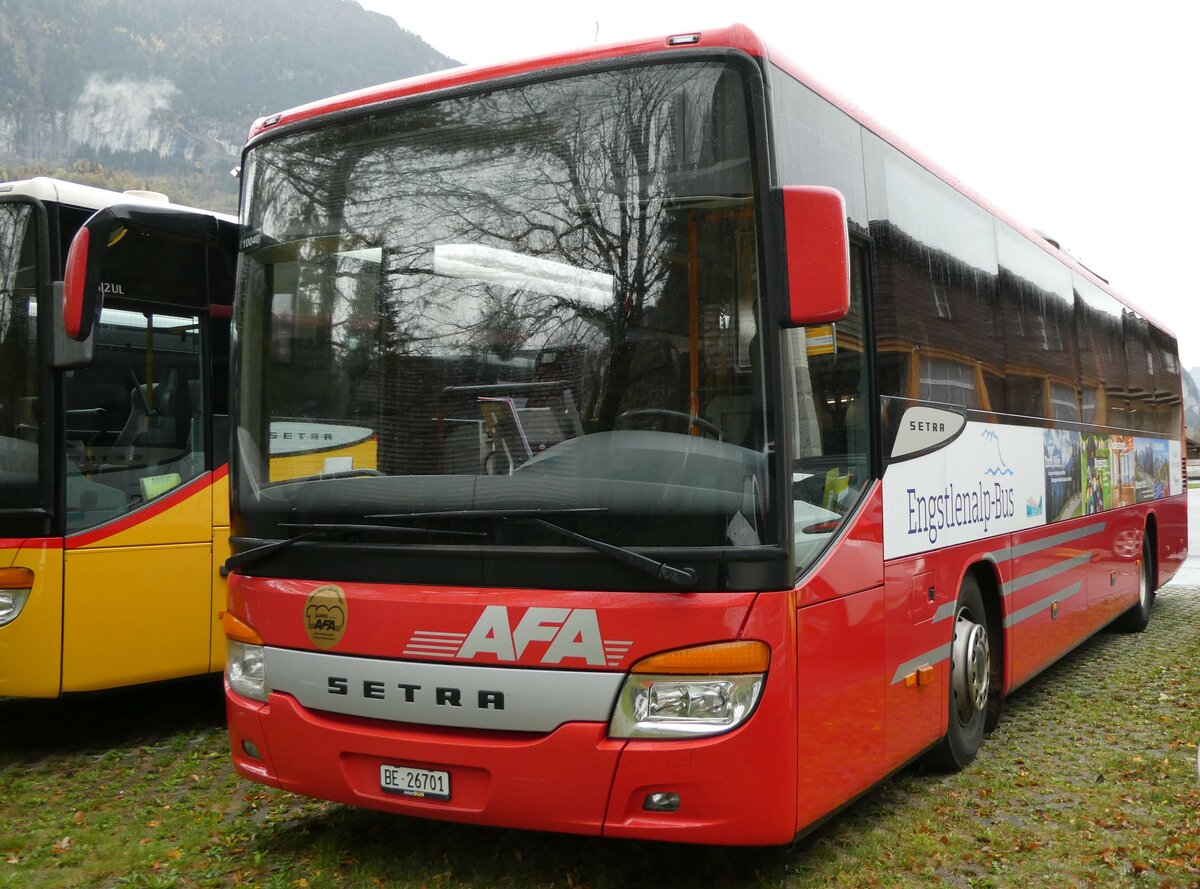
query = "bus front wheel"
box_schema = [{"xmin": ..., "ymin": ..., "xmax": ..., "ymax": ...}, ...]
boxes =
[{"xmin": 927, "ymin": 574, "xmax": 990, "ymax": 772}]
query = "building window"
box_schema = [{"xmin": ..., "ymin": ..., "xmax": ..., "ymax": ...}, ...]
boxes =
[
  {"xmin": 919, "ymin": 357, "xmax": 977, "ymax": 408},
  {"xmin": 1050, "ymin": 382, "xmax": 1078, "ymax": 421},
  {"xmin": 933, "ymin": 284, "xmax": 951, "ymax": 319}
]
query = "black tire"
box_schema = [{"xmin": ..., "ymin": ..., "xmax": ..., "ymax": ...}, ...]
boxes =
[
  {"xmin": 1113, "ymin": 541, "xmax": 1155, "ymax": 633},
  {"xmin": 926, "ymin": 574, "xmax": 992, "ymax": 772}
]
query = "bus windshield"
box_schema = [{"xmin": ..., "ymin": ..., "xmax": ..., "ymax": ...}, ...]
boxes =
[
  {"xmin": 0, "ymin": 202, "xmax": 41, "ymax": 518},
  {"xmin": 234, "ymin": 61, "xmax": 774, "ymax": 551}
]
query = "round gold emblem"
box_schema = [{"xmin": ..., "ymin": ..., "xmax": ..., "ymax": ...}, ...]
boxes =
[{"xmin": 304, "ymin": 584, "xmax": 348, "ymax": 649}]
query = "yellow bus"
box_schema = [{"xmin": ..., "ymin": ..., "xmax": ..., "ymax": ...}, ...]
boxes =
[{"xmin": 0, "ymin": 178, "xmax": 237, "ymax": 696}]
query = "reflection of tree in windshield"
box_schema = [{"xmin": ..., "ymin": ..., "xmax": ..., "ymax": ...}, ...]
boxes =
[
  {"xmin": 0, "ymin": 203, "xmax": 42, "ymax": 512},
  {"xmin": 241, "ymin": 62, "xmax": 762, "ymax": 503}
]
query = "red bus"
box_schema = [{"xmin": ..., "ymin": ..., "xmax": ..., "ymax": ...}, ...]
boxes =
[{"xmin": 209, "ymin": 26, "xmax": 1183, "ymax": 843}]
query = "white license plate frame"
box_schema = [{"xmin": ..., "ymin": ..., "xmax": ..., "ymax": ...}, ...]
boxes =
[{"xmin": 379, "ymin": 763, "xmax": 451, "ymax": 800}]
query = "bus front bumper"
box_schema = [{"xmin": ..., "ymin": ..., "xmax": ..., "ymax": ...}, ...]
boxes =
[{"xmin": 226, "ymin": 681, "xmax": 796, "ymax": 845}]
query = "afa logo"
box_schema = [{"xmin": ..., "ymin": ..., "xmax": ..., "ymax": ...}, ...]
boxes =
[{"xmin": 304, "ymin": 584, "xmax": 347, "ymax": 649}]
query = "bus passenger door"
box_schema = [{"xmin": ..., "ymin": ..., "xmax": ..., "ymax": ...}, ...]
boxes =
[
  {"xmin": 784, "ymin": 240, "xmax": 887, "ymax": 827},
  {"xmin": 60, "ymin": 306, "xmax": 214, "ymax": 691}
]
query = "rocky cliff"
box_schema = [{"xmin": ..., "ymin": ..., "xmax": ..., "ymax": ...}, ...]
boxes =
[{"xmin": 0, "ymin": 0, "xmax": 457, "ymax": 211}]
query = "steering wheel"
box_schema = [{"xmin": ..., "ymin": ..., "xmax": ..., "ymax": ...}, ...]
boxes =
[{"xmin": 616, "ymin": 408, "xmax": 723, "ymax": 440}]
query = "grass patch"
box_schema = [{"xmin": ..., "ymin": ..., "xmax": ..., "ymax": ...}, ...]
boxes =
[{"xmin": 2, "ymin": 588, "xmax": 1199, "ymax": 887}]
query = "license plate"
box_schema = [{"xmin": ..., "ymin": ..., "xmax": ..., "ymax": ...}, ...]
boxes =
[{"xmin": 380, "ymin": 764, "xmax": 450, "ymax": 800}]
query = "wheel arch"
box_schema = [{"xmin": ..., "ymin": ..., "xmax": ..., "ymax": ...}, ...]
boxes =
[
  {"xmin": 1143, "ymin": 511, "xmax": 1159, "ymax": 589},
  {"xmin": 964, "ymin": 558, "xmax": 1005, "ymax": 728}
]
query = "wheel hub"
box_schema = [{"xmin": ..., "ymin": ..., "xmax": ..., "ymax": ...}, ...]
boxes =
[{"xmin": 952, "ymin": 614, "xmax": 989, "ymax": 721}]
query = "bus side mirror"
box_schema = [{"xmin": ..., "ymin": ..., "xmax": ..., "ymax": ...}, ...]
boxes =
[
  {"xmin": 776, "ymin": 186, "xmax": 850, "ymax": 326},
  {"xmin": 62, "ymin": 219, "xmax": 105, "ymax": 343},
  {"xmin": 51, "ymin": 279, "xmax": 93, "ymax": 370}
]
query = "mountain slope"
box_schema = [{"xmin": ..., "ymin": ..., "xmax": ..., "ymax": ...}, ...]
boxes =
[{"xmin": 0, "ymin": 0, "xmax": 457, "ymax": 210}]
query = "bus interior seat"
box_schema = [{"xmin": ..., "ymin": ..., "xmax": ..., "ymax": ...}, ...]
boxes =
[
  {"xmin": 186, "ymin": 379, "xmax": 203, "ymax": 447},
  {"xmin": 15, "ymin": 396, "xmax": 38, "ymax": 442},
  {"xmin": 704, "ymin": 393, "xmax": 754, "ymax": 446},
  {"xmin": 113, "ymin": 383, "xmax": 158, "ymax": 450},
  {"xmin": 441, "ymin": 422, "xmax": 485, "ymax": 475}
]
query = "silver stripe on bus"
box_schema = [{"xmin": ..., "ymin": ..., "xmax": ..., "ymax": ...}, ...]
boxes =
[
  {"xmin": 264, "ymin": 646, "xmax": 624, "ymax": 732},
  {"xmin": 1003, "ymin": 552, "xmax": 1092, "ymax": 596},
  {"xmin": 1002, "ymin": 582, "xmax": 1083, "ymax": 629},
  {"xmin": 932, "ymin": 602, "xmax": 957, "ymax": 623},
  {"xmin": 985, "ymin": 521, "xmax": 1107, "ymax": 565},
  {"xmin": 932, "ymin": 522, "xmax": 1103, "ymax": 645},
  {"xmin": 402, "ymin": 631, "xmax": 469, "ymax": 656},
  {"xmin": 891, "ymin": 578, "xmax": 1083, "ymax": 684},
  {"xmin": 603, "ymin": 641, "xmax": 634, "ymax": 667},
  {"xmin": 403, "ymin": 644, "xmax": 463, "ymax": 654},
  {"xmin": 889, "ymin": 642, "xmax": 953, "ymax": 685}
]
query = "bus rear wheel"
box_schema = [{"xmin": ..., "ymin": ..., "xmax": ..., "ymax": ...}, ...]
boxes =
[
  {"xmin": 926, "ymin": 574, "xmax": 990, "ymax": 772},
  {"xmin": 1114, "ymin": 541, "xmax": 1155, "ymax": 633}
]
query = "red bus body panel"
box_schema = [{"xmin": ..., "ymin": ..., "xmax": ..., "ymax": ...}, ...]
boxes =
[
  {"xmin": 226, "ymin": 443, "xmax": 1186, "ymax": 845},
  {"xmin": 228, "ymin": 577, "xmax": 800, "ymax": 844}
]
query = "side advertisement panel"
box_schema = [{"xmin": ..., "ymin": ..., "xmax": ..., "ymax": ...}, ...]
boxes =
[{"xmin": 883, "ymin": 419, "xmax": 1181, "ymax": 560}]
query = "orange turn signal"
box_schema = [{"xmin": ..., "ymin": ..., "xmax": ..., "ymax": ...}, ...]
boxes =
[
  {"xmin": 0, "ymin": 568, "xmax": 34, "ymax": 590},
  {"xmin": 221, "ymin": 610, "xmax": 264, "ymax": 645},
  {"xmin": 631, "ymin": 640, "xmax": 770, "ymax": 675}
]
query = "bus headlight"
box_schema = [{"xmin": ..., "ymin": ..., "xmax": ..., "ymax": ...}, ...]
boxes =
[
  {"xmin": 0, "ymin": 589, "xmax": 31, "ymax": 627},
  {"xmin": 226, "ymin": 640, "xmax": 270, "ymax": 702},
  {"xmin": 0, "ymin": 569, "xmax": 34, "ymax": 627},
  {"xmin": 609, "ymin": 641, "xmax": 768, "ymax": 739},
  {"xmin": 223, "ymin": 610, "xmax": 269, "ymax": 702}
]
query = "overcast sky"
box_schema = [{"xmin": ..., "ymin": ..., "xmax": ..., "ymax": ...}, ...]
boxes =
[{"xmin": 358, "ymin": 0, "xmax": 1199, "ymax": 370}]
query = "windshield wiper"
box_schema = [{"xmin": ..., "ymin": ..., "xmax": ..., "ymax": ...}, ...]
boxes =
[
  {"xmin": 281, "ymin": 522, "xmax": 485, "ymax": 538},
  {"xmin": 513, "ymin": 517, "xmax": 697, "ymax": 590},
  {"xmin": 367, "ymin": 507, "xmax": 607, "ymax": 520},
  {"xmin": 224, "ymin": 510, "xmax": 695, "ymax": 589},
  {"xmin": 277, "ymin": 468, "xmax": 385, "ymax": 483},
  {"xmin": 369, "ymin": 507, "xmax": 696, "ymax": 589},
  {"xmin": 222, "ymin": 531, "xmax": 319, "ymax": 576},
  {"xmin": 221, "ymin": 521, "xmax": 484, "ymax": 576}
]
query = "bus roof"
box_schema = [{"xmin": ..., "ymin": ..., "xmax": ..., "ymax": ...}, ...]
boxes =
[
  {"xmin": 0, "ymin": 176, "xmax": 235, "ymax": 223},
  {"xmin": 245, "ymin": 24, "xmax": 768, "ymax": 141},
  {"xmin": 243, "ymin": 23, "xmax": 1171, "ymax": 339}
]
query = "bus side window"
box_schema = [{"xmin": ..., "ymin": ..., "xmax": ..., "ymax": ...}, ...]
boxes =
[
  {"xmin": 787, "ymin": 244, "xmax": 871, "ymax": 572},
  {"xmin": 63, "ymin": 308, "xmax": 206, "ymax": 532}
]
